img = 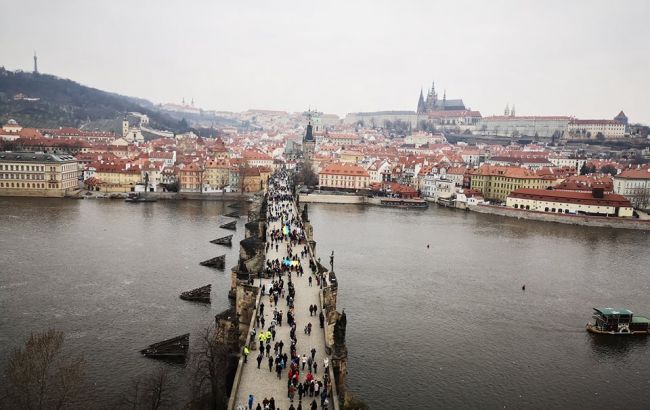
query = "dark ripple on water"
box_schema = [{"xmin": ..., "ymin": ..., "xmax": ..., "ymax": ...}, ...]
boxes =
[
  {"xmin": 1, "ymin": 199, "xmax": 650, "ymax": 408},
  {"xmin": 309, "ymin": 203, "xmax": 650, "ymax": 410}
]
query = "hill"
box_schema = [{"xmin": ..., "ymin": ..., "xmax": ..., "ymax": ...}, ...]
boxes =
[{"xmin": 0, "ymin": 68, "xmax": 186, "ymax": 132}]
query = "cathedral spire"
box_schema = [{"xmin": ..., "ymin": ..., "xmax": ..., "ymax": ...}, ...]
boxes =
[{"xmin": 417, "ymin": 88, "xmax": 426, "ymax": 114}]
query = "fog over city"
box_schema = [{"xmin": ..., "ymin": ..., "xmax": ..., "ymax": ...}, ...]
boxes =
[{"xmin": 1, "ymin": 0, "xmax": 649, "ymax": 122}]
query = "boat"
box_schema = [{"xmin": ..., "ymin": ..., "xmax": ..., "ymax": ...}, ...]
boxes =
[
  {"xmin": 586, "ymin": 307, "xmax": 650, "ymax": 335},
  {"xmin": 140, "ymin": 333, "xmax": 189, "ymax": 359},
  {"xmin": 180, "ymin": 284, "xmax": 211, "ymax": 303},
  {"xmin": 125, "ymin": 192, "xmax": 157, "ymax": 203},
  {"xmin": 224, "ymin": 211, "xmax": 240, "ymax": 218},
  {"xmin": 379, "ymin": 197, "xmax": 428, "ymax": 209}
]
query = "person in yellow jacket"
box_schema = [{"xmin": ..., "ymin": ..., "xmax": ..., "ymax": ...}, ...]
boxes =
[
  {"xmin": 265, "ymin": 330, "xmax": 272, "ymax": 341},
  {"xmin": 243, "ymin": 345, "xmax": 250, "ymax": 363}
]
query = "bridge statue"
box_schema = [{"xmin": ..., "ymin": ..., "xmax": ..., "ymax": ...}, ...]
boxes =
[
  {"xmin": 334, "ymin": 309, "xmax": 346, "ymax": 349},
  {"xmin": 330, "ymin": 250, "xmax": 334, "ymax": 272}
]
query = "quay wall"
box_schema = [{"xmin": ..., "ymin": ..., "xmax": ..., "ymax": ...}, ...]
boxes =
[
  {"xmin": 299, "ymin": 193, "xmax": 366, "ymax": 205},
  {"xmin": 470, "ymin": 204, "xmax": 650, "ymax": 231}
]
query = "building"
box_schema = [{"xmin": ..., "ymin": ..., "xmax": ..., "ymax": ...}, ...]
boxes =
[
  {"xmin": 1, "ymin": 119, "xmax": 23, "ymax": 140},
  {"xmin": 0, "ymin": 151, "xmax": 79, "ymax": 197},
  {"xmin": 241, "ymin": 167, "xmax": 262, "ymax": 193},
  {"xmin": 242, "ymin": 150, "xmax": 273, "ymax": 169},
  {"xmin": 325, "ymin": 133, "xmax": 360, "ymax": 147},
  {"xmin": 417, "ymin": 81, "xmax": 466, "ymax": 114},
  {"xmin": 613, "ymin": 168, "xmax": 650, "ymax": 209},
  {"xmin": 478, "ymin": 115, "xmax": 571, "ymax": 138},
  {"xmin": 319, "ymin": 163, "xmax": 370, "ymax": 191},
  {"xmin": 303, "ymin": 121, "xmax": 315, "ymax": 160},
  {"xmin": 203, "ymin": 159, "xmax": 230, "ymax": 192},
  {"xmin": 506, "ymin": 188, "xmax": 633, "ymax": 217},
  {"xmin": 426, "ymin": 110, "xmax": 482, "ymax": 129},
  {"xmin": 567, "ymin": 119, "xmax": 626, "ymax": 139},
  {"xmin": 470, "ymin": 165, "xmax": 556, "ymax": 202},
  {"xmin": 614, "ymin": 111, "xmax": 629, "ymax": 132},
  {"xmin": 88, "ymin": 162, "xmax": 141, "ymax": 193},
  {"xmin": 343, "ymin": 111, "xmax": 418, "ymax": 128},
  {"xmin": 548, "ymin": 154, "xmax": 586, "ymax": 170},
  {"xmin": 179, "ymin": 162, "xmax": 203, "ymax": 192}
]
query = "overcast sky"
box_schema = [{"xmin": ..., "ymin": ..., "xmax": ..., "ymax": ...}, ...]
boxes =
[{"xmin": 1, "ymin": 0, "xmax": 649, "ymax": 123}]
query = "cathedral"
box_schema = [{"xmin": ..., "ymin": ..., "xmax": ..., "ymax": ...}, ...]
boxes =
[{"xmin": 417, "ymin": 81, "xmax": 466, "ymax": 114}]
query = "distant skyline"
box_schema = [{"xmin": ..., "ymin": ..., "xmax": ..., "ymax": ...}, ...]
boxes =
[{"xmin": 1, "ymin": 0, "xmax": 649, "ymax": 123}]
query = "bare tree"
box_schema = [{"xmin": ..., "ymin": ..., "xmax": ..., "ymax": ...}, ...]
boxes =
[
  {"xmin": 2, "ymin": 329, "xmax": 84, "ymax": 410},
  {"xmin": 189, "ymin": 325, "xmax": 237, "ymax": 410},
  {"xmin": 119, "ymin": 367, "xmax": 172, "ymax": 410},
  {"xmin": 295, "ymin": 160, "xmax": 318, "ymax": 187}
]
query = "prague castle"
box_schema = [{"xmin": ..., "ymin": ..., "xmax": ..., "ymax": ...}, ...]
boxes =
[{"xmin": 417, "ymin": 81, "xmax": 466, "ymax": 114}]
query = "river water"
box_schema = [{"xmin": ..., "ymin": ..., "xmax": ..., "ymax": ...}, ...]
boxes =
[{"xmin": 1, "ymin": 198, "xmax": 649, "ymax": 409}]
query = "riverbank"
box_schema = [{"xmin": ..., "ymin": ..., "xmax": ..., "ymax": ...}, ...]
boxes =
[
  {"xmin": 299, "ymin": 192, "xmax": 650, "ymax": 231},
  {"xmin": 70, "ymin": 190, "xmax": 255, "ymax": 201},
  {"xmin": 469, "ymin": 204, "xmax": 650, "ymax": 231}
]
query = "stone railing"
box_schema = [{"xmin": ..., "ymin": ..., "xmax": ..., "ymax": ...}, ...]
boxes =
[{"xmin": 227, "ymin": 277, "xmax": 263, "ymax": 410}]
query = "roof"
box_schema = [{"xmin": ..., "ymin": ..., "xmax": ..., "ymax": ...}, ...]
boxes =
[
  {"xmin": 593, "ymin": 307, "xmax": 633, "ymax": 316},
  {"xmin": 348, "ymin": 111, "xmax": 416, "ymax": 116},
  {"xmin": 427, "ymin": 110, "xmax": 481, "ymax": 118},
  {"xmin": 483, "ymin": 115, "xmax": 572, "ymax": 121},
  {"xmin": 0, "ymin": 151, "xmax": 77, "ymax": 163},
  {"xmin": 632, "ymin": 316, "xmax": 650, "ymax": 324},
  {"xmin": 510, "ymin": 189, "xmax": 632, "ymax": 207},
  {"xmin": 320, "ymin": 163, "xmax": 370, "ymax": 177},
  {"xmin": 471, "ymin": 165, "xmax": 541, "ymax": 179},
  {"xmin": 569, "ymin": 119, "xmax": 623, "ymax": 125},
  {"xmin": 615, "ymin": 168, "xmax": 650, "ymax": 180}
]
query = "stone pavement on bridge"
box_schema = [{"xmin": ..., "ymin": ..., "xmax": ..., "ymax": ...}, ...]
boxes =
[{"xmin": 233, "ymin": 182, "xmax": 331, "ymax": 410}]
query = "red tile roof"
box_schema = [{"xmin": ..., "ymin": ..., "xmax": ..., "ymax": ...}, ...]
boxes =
[
  {"xmin": 509, "ymin": 188, "xmax": 631, "ymax": 207},
  {"xmin": 320, "ymin": 163, "xmax": 370, "ymax": 177}
]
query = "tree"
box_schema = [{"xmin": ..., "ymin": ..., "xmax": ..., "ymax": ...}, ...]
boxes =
[
  {"xmin": 596, "ymin": 132, "xmax": 605, "ymax": 142},
  {"xmin": 294, "ymin": 160, "xmax": 319, "ymax": 187},
  {"xmin": 600, "ymin": 164, "xmax": 618, "ymax": 175},
  {"xmin": 2, "ymin": 329, "xmax": 85, "ymax": 410},
  {"xmin": 189, "ymin": 325, "xmax": 237, "ymax": 410},
  {"xmin": 579, "ymin": 162, "xmax": 589, "ymax": 175},
  {"xmin": 119, "ymin": 367, "xmax": 171, "ymax": 410}
]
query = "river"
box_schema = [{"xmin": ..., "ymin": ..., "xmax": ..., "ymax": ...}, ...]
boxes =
[{"xmin": 0, "ymin": 198, "xmax": 649, "ymax": 409}]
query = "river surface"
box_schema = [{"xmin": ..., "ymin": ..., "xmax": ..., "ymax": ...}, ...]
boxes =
[{"xmin": 1, "ymin": 198, "xmax": 649, "ymax": 409}]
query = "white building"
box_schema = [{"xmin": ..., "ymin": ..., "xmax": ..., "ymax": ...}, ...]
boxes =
[
  {"xmin": 613, "ymin": 168, "xmax": 650, "ymax": 209},
  {"xmin": 567, "ymin": 120, "xmax": 626, "ymax": 139},
  {"xmin": 478, "ymin": 116, "xmax": 571, "ymax": 138}
]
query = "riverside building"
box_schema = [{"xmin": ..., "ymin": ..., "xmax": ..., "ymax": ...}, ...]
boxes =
[
  {"xmin": 0, "ymin": 151, "xmax": 79, "ymax": 197},
  {"xmin": 469, "ymin": 165, "xmax": 556, "ymax": 202},
  {"xmin": 505, "ymin": 188, "xmax": 633, "ymax": 217}
]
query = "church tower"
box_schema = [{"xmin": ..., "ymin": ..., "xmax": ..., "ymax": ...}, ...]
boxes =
[
  {"xmin": 303, "ymin": 121, "xmax": 315, "ymax": 161},
  {"xmin": 122, "ymin": 117, "xmax": 130, "ymax": 137},
  {"xmin": 33, "ymin": 51, "xmax": 38, "ymax": 74}
]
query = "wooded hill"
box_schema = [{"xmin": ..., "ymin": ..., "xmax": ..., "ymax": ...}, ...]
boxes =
[{"xmin": 0, "ymin": 68, "xmax": 185, "ymax": 132}]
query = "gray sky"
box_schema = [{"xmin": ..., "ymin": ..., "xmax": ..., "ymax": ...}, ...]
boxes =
[{"xmin": 2, "ymin": 0, "xmax": 649, "ymax": 123}]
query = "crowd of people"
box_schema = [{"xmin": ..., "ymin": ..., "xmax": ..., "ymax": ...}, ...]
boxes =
[{"xmin": 241, "ymin": 171, "xmax": 333, "ymax": 410}]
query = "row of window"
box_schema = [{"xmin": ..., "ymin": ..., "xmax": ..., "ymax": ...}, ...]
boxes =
[
  {"xmin": 0, "ymin": 173, "xmax": 49, "ymax": 180},
  {"xmin": 0, "ymin": 164, "xmax": 52, "ymax": 171},
  {"xmin": 0, "ymin": 182, "xmax": 58, "ymax": 189}
]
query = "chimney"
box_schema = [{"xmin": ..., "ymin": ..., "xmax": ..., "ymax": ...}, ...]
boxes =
[{"xmin": 592, "ymin": 187, "xmax": 604, "ymax": 199}]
